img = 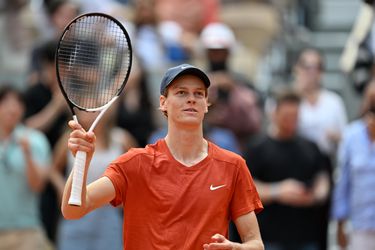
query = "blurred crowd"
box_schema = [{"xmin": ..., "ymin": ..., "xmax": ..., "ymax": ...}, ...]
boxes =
[{"xmin": 0, "ymin": 0, "xmax": 375, "ymax": 250}]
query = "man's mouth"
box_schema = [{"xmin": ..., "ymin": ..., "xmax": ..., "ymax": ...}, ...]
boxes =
[{"xmin": 183, "ymin": 108, "xmax": 197, "ymax": 112}]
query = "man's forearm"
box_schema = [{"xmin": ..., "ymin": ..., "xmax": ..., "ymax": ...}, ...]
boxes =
[
  {"xmin": 235, "ymin": 239, "xmax": 264, "ymax": 250},
  {"xmin": 61, "ymin": 169, "xmax": 89, "ymax": 219}
]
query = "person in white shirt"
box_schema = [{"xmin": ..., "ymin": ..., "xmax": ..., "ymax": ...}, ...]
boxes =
[
  {"xmin": 293, "ymin": 47, "xmax": 348, "ymax": 158},
  {"xmin": 292, "ymin": 47, "xmax": 348, "ymax": 250}
]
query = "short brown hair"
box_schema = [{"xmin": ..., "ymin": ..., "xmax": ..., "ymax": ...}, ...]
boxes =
[
  {"xmin": 273, "ymin": 87, "xmax": 301, "ymax": 108},
  {"xmin": 0, "ymin": 85, "xmax": 25, "ymax": 104},
  {"xmin": 295, "ymin": 47, "xmax": 324, "ymax": 71}
]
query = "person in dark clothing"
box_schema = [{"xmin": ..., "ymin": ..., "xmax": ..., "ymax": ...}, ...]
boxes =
[
  {"xmin": 24, "ymin": 40, "xmax": 69, "ymax": 147},
  {"xmin": 23, "ymin": 39, "xmax": 69, "ymax": 243},
  {"xmin": 28, "ymin": 0, "xmax": 79, "ymax": 86},
  {"xmin": 237, "ymin": 88, "xmax": 330, "ymax": 250},
  {"xmin": 116, "ymin": 61, "xmax": 155, "ymax": 147},
  {"xmin": 200, "ymin": 23, "xmax": 263, "ymax": 152}
]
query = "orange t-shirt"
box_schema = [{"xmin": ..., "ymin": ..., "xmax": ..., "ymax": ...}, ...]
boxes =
[{"xmin": 104, "ymin": 139, "xmax": 263, "ymax": 250}]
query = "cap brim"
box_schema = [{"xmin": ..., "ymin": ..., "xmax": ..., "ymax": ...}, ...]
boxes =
[{"xmin": 172, "ymin": 67, "xmax": 211, "ymax": 88}]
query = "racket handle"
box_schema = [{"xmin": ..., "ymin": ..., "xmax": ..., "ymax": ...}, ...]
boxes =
[{"xmin": 68, "ymin": 150, "xmax": 87, "ymax": 206}]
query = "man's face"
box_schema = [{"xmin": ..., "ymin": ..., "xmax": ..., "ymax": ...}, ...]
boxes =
[
  {"xmin": 207, "ymin": 48, "xmax": 229, "ymax": 63},
  {"xmin": 0, "ymin": 92, "xmax": 24, "ymax": 131},
  {"xmin": 160, "ymin": 75, "xmax": 208, "ymax": 127},
  {"xmin": 273, "ymin": 101, "xmax": 299, "ymax": 138},
  {"xmin": 294, "ymin": 50, "xmax": 323, "ymax": 91}
]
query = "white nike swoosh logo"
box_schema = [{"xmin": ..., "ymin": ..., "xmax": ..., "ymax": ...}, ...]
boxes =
[
  {"xmin": 180, "ymin": 65, "xmax": 190, "ymax": 69},
  {"xmin": 210, "ymin": 184, "xmax": 226, "ymax": 191}
]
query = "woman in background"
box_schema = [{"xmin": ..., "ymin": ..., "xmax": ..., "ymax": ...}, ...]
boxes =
[
  {"xmin": 0, "ymin": 85, "xmax": 50, "ymax": 250},
  {"xmin": 50, "ymin": 103, "xmax": 137, "ymax": 250}
]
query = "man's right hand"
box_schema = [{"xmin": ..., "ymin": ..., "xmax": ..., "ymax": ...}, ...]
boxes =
[{"xmin": 68, "ymin": 120, "xmax": 96, "ymax": 160}]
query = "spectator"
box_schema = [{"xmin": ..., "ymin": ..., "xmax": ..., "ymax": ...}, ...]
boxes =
[
  {"xmin": 206, "ymin": 71, "xmax": 262, "ymax": 152},
  {"xmin": 50, "ymin": 104, "xmax": 137, "ymax": 250},
  {"xmin": 129, "ymin": 0, "xmax": 191, "ymax": 122},
  {"xmin": 199, "ymin": 23, "xmax": 263, "ymax": 151},
  {"xmin": 116, "ymin": 59, "xmax": 156, "ymax": 147},
  {"xmin": 61, "ymin": 64, "xmax": 264, "ymax": 249},
  {"xmin": 200, "ymin": 22, "xmax": 237, "ymax": 73},
  {"xmin": 0, "ymin": 0, "xmax": 41, "ymax": 88},
  {"xmin": 131, "ymin": 0, "xmax": 189, "ymax": 72},
  {"xmin": 293, "ymin": 47, "xmax": 348, "ymax": 159},
  {"xmin": 24, "ymin": 39, "xmax": 69, "ymax": 147},
  {"xmin": 28, "ymin": 0, "xmax": 79, "ymax": 86},
  {"xmin": 155, "ymin": 0, "xmax": 219, "ymax": 35},
  {"xmin": 331, "ymin": 80, "xmax": 375, "ymax": 250},
  {"xmin": 292, "ymin": 47, "xmax": 348, "ymax": 250},
  {"xmin": 241, "ymin": 88, "xmax": 330, "ymax": 250},
  {"xmin": 23, "ymin": 39, "xmax": 70, "ymax": 244},
  {"xmin": 0, "ymin": 85, "xmax": 51, "ymax": 250}
]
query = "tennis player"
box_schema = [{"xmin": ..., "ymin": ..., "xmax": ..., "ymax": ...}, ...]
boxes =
[{"xmin": 61, "ymin": 64, "xmax": 264, "ymax": 249}]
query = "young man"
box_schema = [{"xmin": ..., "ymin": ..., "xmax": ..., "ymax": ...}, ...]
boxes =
[
  {"xmin": 61, "ymin": 64, "xmax": 264, "ymax": 249},
  {"xmin": 243, "ymin": 88, "xmax": 330, "ymax": 250}
]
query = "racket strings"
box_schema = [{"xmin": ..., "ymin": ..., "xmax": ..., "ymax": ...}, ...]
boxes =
[{"xmin": 58, "ymin": 15, "xmax": 131, "ymax": 109}]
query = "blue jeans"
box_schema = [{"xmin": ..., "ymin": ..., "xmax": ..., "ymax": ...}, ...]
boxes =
[{"xmin": 264, "ymin": 242, "xmax": 319, "ymax": 250}]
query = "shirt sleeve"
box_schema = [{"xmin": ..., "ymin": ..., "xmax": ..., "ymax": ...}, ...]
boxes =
[
  {"xmin": 331, "ymin": 129, "xmax": 351, "ymax": 220},
  {"xmin": 104, "ymin": 162, "xmax": 128, "ymax": 207},
  {"xmin": 230, "ymin": 158, "xmax": 263, "ymax": 221}
]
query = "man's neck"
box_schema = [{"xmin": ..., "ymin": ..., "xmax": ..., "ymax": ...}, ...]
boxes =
[
  {"xmin": 268, "ymin": 125, "xmax": 295, "ymax": 141},
  {"xmin": 298, "ymin": 85, "xmax": 320, "ymax": 105},
  {"xmin": 165, "ymin": 126, "xmax": 208, "ymax": 167}
]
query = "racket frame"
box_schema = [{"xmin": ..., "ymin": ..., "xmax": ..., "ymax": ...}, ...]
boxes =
[{"xmin": 55, "ymin": 12, "xmax": 132, "ymax": 206}]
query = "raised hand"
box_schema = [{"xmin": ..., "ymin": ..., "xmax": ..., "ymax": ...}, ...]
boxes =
[{"xmin": 67, "ymin": 120, "xmax": 96, "ymax": 159}]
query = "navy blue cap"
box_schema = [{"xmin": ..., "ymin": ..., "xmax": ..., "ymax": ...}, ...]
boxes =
[{"xmin": 160, "ymin": 64, "xmax": 211, "ymax": 94}]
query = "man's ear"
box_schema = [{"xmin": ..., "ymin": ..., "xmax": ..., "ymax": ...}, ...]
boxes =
[
  {"xmin": 204, "ymin": 97, "xmax": 210, "ymax": 113},
  {"xmin": 159, "ymin": 95, "xmax": 167, "ymax": 111}
]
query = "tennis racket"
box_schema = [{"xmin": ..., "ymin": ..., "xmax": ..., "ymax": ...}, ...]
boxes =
[{"xmin": 56, "ymin": 13, "xmax": 132, "ymax": 206}]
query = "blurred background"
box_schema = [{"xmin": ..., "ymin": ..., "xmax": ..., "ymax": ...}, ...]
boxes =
[{"xmin": 0, "ymin": 0, "xmax": 364, "ymax": 120}]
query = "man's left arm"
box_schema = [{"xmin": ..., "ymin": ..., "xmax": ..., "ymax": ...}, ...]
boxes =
[{"xmin": 203, "ymin": 212, "xmax": 264, "ymax": 250}]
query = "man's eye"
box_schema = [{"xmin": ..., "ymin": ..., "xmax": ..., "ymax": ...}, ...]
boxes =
[{"xmin": 195, "ymin": 92, "xmax": 204, "ymax": 97}]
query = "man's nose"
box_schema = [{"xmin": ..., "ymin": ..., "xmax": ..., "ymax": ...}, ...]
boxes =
[{"xmin": 186, "ymin": 93, "xmax": 196, "ymax": 103}]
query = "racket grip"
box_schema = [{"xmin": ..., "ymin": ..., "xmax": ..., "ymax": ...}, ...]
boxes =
[{"xmin": 68, "ymin": 150, "xmax": 87, "ymax": 206}]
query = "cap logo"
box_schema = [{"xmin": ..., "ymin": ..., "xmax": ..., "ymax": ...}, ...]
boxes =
[{"xmin": 180, "ymin": 65, "xmax": 190, "ymax": 70}]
